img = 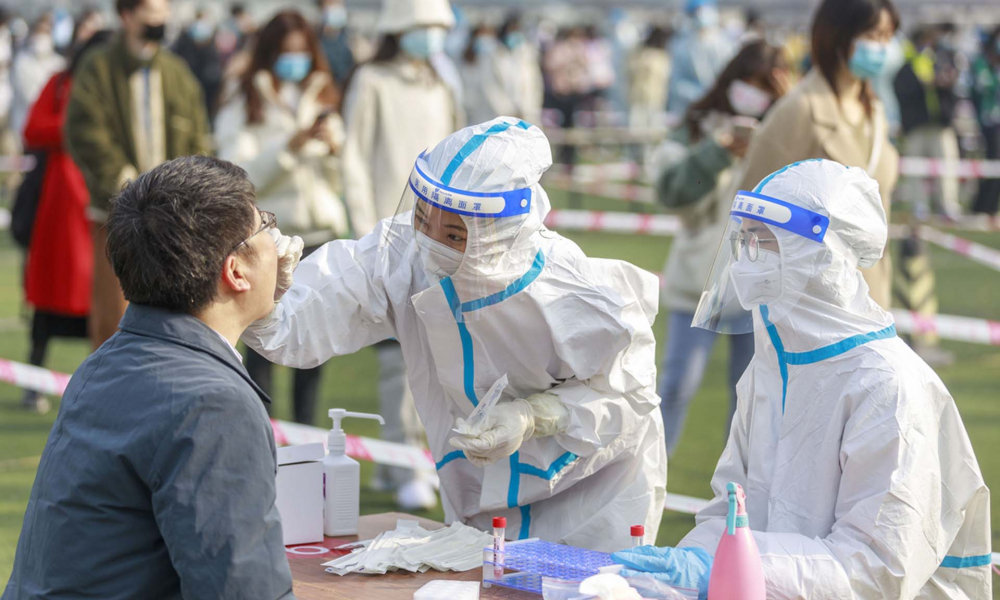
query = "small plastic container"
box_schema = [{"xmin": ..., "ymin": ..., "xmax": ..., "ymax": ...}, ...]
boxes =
[
  {"xmin": 630, "ymin": 525, "xmax": 644, "ymax": 548},
  {"xmin": 492, "ymin": 517, "xmax": 506, "ymax": 582}
]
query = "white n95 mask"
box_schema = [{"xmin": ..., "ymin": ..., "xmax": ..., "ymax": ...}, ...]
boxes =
[
  {"xmin": 415, "ymin": 232, "xmax": 464, "ymax": 280},
  {"xmin": 729, "ymin": 249, "xmax": 781, "ymax": 309}
]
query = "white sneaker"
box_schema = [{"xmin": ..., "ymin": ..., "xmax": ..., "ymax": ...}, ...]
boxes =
[{"xmin": 396, "ymin": 479, "xmax": 438, "ymax": 511}]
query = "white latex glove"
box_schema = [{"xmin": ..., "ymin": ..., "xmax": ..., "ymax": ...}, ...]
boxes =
[
  {"xmin": 449, "ymin": 393, "xmax": 569, "ymax": 467},
  {"xmin": 269, "ymin": 228, "xmax": 304, "ymax": 301}
]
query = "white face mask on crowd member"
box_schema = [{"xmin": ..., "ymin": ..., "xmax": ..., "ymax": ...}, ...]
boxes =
[{"xmin": 726, "ymin": 79, "xmax": 773, "ymax": 118}]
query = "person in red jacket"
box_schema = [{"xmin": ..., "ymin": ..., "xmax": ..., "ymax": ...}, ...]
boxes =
[{"xmin": 20, "ymin": 30, "xmax": 113, "ymax": 413}]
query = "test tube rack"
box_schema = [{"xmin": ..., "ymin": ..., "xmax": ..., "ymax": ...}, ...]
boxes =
[{"xmin": 481, "ymin": 538, "xmax": 615, "ymax": 595}]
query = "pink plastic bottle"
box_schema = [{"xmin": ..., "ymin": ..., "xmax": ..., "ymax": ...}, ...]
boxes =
[{"xmin": 707, "ymin": 482, "xmax": 766, "ymax": 600}]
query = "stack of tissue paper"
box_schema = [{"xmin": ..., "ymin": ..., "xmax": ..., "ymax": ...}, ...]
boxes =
[{"xmin": 324, "ymin": 520, "xmax": 493, "ymax": 576}]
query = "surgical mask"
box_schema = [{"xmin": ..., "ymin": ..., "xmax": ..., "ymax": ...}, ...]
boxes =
[
  {"xmin": 474, "ymin": 36, "xmax": 496, "ymax": 56},
  {"xmin": 505, "ymin": 31, "xmax": 525, "ymax": 50},
  {"xmin": 324, "ymin": 6, "xmax": 348, "ymax": 29},
  {"xmin": 400, "ymin": 27, "xmax": 446, "ymax": 59},
  {"xmin": 848, "ymin": 39, "xmax": 888, "ymax": 80},
  {"xmin": 694, "ymin": 6, "xmax": 720, "ymax": 30},
  {"xmin": 729, "ymin": 249, "xmax": 782, "ymax": 309},
  {"xmin": 30, "ymin": 34, "xmax": 53, "ymax": 56},
  {"xmin": 727, "ymin": 80, "xmax": 772, "ymax": 118},
  {"xmin": 189, "ymin": 20, "xmax": 214, "ymax": 43},
  {"xmin": 274, "ymin": 52, "xmax": 312, "ymax": 83},
  {"xmin": 142, "ymin": 23, "xmax": 166, "ymax": 43},
  {"xmin": 415, "ymin": 231, "xmax": 464, "ymax": 280}
]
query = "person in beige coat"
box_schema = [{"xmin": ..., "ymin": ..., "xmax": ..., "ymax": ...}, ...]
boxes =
[
  {"xmin": 737, "ymin": 0, "xmax": 900, "ymax": 310},
  {"xmin": 341, "ymin": 0, "xmax": 463, "ymax": 511},
  {"xmin": 215, "ymin": 10, "xmax": 346, "ymax": 425}
]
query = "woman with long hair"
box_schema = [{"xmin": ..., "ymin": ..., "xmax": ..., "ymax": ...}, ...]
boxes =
[
  {"xmin": 736, "ymin": 0, "xmax": 900, "ymax": 309},
  {"xmin": 215, "ymin": 9, "xmax": 346, "ymax": 426},
  {"xmin": 338, "ymin": 0, "xmax": 462, "ymax": 511},
  {"xmin": 651, "ymin": 40, "xmax": 790, "ymax": 455}
]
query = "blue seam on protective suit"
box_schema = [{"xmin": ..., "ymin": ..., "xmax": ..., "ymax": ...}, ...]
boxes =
[
  {"xmin": 517, "ymin": 451, "xmax": 579, "ymax": 480},
  {"xmin": 519, "ymin": 505, "xmax": 532, "ymax": 539},
  {"xmin": 462, "ymin": 251, "xmax": 546, "ymax": 313},
  {"xmin": 759, "ymin": 306, "xmax": 789, "ymax": 414},
  {"xmin": 441, "ymin": 277, "xmax": 479, "ymax": 407},
  {"xmin": 441, "ymin": 122, "xmax": 513, "ymax": 185},
  {"xmin": 516, "ymin": 120, "xmax": 532, "ymax": 130},
  {"xmin": 759, "ymin": 305, "xmax": 898, "ymax": 415},
  {"xmin": 940, "ymin": 554, "xmax": 991, "ymax": 569},
  {"xmin": 507, "ymin": 452, "xmax": 521, "ymax": 508},
  {"xmin": 436, "ymin": 450, "xmax": 465, "ymax": 470},
  {"xmin": 753, "ymin": 158, "xmax": 825, "ymax": 194},
  {"xmin": 784, "ymin": 325, "xmax": 897, "ymax": 365}
]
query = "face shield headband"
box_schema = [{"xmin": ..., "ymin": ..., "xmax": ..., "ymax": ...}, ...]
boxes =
[
  {"xmin": 730, "ymin": 190, "xmax": 831, "ymax": 243},
  {"xmin": 408, "ymin": 152, "xmax": 534, "ymax": 219}
]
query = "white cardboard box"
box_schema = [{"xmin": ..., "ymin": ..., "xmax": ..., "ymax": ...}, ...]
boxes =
[{"xmin": 275, "ymin": 443, "xmax": 325, "ymax": 546}]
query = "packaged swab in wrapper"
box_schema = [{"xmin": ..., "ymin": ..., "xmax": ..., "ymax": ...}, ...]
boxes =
[{"xmin": 453, "ymin": 374, "xmax": 508, "ymax": 435}]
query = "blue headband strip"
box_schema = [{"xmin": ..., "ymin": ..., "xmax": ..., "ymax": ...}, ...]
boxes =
[
  {"xmin": 410, "ymin": 157, "xmax": 533, "ymax": 219},
  {"xmin": 730, "ymin": 190, "xmax": 830, "ymax": 244}
]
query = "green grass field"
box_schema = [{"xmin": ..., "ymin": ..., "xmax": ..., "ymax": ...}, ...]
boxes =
[{"xmin": 1, "ymin": 189, "xmax": 999, "ymax": 592}]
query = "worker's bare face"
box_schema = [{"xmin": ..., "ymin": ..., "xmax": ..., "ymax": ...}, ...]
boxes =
[{"xmin": 414, "ymin": 201, "xmax": 468, "ymax": 253}]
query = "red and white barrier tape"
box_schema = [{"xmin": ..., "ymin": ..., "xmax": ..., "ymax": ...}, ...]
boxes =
[
  {"xmin": 892, "ymin": 310, "xmax": 1000, "ymax": 346},
  {"xmin": 918, "ymin": 226, "xmax": 1000, "ymax": 273},
  {"xmin": 545, "ymin": 209, "xmax": 681, "ymax": 236},
  {"xmin": 544, "ymin": 172, "xmax": 655, "ymax": 204},
  {"xmin": 0, "ymin": 155, "xmax": 37, "ymax": 173}
]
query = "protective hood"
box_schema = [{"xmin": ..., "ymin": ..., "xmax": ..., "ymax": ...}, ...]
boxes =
[
  {"xmin": 694, "ymin": 159, "xmax": 894, "ymax": 351},
  {"xmin": 377, "ymin": 0, "xmax": 456, "ymax": 34}
]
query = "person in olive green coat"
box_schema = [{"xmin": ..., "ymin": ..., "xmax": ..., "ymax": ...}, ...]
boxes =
[{"xmin": 65, "ymin": 0, "xmax": 211, "ymax": 349}]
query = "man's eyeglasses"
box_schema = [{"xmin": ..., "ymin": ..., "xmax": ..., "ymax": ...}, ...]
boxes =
[{"xmin": 232, "ymin": 210, "xmax": 277, "ymax": 253}]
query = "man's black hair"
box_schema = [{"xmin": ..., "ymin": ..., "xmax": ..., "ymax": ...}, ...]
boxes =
[{"xmin": 106, "ymin": 156, "xmax": 258, "ymax": 314}]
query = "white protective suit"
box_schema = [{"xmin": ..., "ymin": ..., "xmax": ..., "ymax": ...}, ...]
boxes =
[
  {"xmin": 244, "ymin": 118, "xmax": 667, "ymax": 552},
  {"xmin": 683, "ymin": 159, "xmax": 992, "ymax": 598}
]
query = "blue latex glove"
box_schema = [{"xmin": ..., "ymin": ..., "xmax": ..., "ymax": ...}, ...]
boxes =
[{"xmin": 611, "ymin": 546, "xmax": 713, "ymax": 600}]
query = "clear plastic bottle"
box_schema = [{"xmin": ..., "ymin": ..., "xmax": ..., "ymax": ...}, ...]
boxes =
[{"xmin": 631, "ymin": 525, "xmax": 644, "ymax": 547}]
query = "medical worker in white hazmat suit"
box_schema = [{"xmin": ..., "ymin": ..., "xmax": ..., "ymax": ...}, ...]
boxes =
[
  {"xmin": 612, "ymin": 159, "xmax": 991, "ymax": 599},
  {"xmin": 244, "ymin": 117, "xmax": 667, "ymax": 551}
]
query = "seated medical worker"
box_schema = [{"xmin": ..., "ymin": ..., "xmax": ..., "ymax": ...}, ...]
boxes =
[
  {"xmin": 243, "ymin": 117, "xmax": 667, "ymax": 552},
  {"xmin": 612, "ymin": 159, "xmax": 991, "ymax": 599}
]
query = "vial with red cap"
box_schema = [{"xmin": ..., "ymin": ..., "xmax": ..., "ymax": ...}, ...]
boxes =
[
  {"xmin": 492, "ymin": 517, "xmax": 507, "ymax": 580},
  {"xmin": 631, "ymin": 525, "xmax": 644, "ymax": 548}
]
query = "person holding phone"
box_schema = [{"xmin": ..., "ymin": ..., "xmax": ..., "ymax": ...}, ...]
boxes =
[
  {"xmin": 649, "ymin": 40, "xmax": 789, "ymax": 456},
  {"xmin": 215, "ymin": 9, "xmax": 346, "ymax": 425}
]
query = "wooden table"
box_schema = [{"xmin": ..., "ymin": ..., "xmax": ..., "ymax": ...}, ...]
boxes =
[{"xmin": 288, "ymin": 512, "xmax": 536, "ymax": 599}]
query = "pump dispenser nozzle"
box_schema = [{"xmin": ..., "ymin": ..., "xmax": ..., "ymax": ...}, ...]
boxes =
[{"xmin": 327, "ymin": 409, "xmax": 384, "ymax": 455}]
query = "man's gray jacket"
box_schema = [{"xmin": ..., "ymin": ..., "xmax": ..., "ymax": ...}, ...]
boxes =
[{"xmin": 3, "ymin": 304, "xmax": 295, "ymax": 599}]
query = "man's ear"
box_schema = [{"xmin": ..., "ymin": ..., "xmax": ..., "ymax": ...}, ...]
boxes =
[{"xmin": 221, "ymin": 254, "xmax": 252, "ymax": 293}]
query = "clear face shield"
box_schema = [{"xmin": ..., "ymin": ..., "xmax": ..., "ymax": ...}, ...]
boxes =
[
  {"xmin": 692, "ymin": 190, "xmax": 830, "ymax": 334},
  {"xmin": 377, "ymin": 152, "xmax": 535, "ymax": 320}
]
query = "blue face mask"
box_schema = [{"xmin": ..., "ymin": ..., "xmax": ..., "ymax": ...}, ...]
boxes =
[
  {"xmin": 505, "ymin": 31, "xmax": 525, "ymax": 50},
  {"xmin": 848, "ymin": 39, "xmax": 888, "ymax": 80},
  {"xmin": 324, "ymin": 6, "xmax": 348, "ymax": 30},
  {"xmin": 189, "ymin": 20, "xmax": 214, "ymax": 43},
  {"xmin": 474, "ymin": 36, "xmax": 496, "ymax": 56},
  {"xmin": 400, "ymin": 28, "xmax": 446, "ymax": 59},
  {"xmin": 274, "ymin": 52, "xmax": 312, "ymax": 83}
]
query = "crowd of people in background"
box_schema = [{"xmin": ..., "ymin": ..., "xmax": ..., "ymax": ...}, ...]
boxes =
[{"xmin": 0, "ymin": 0, "xmax": 999, "ymax": 511}]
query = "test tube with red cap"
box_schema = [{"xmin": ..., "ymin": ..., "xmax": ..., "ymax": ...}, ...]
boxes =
[
  {"xmin": 493, "ymin": 517, "xmax": 507, "ymax": 580},
  {"xmin": 631, "ymin": 525, "xmax": 644, "ymax": 548}
]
